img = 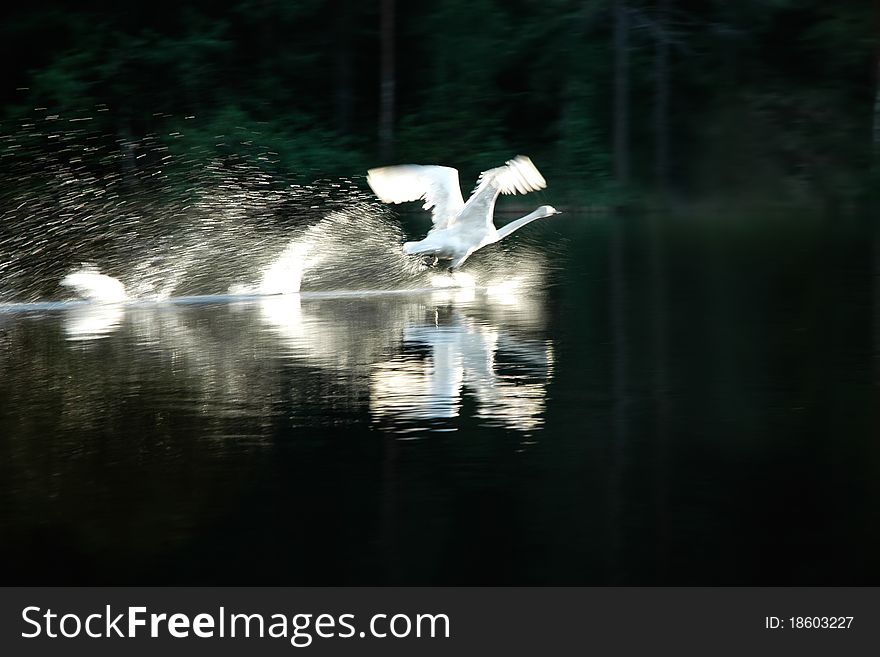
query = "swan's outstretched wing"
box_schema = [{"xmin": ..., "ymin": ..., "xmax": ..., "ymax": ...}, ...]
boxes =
[
  {"xmin": 472, "ymin": 155, "xmax": 547, "ymax": 196},
  {"xmin": 367, "ymin": 165, "xmax": 465, "ymax": 229},
  {"xmin": 459, "ymin": 156, "xmax": 548, "ymax": 228}
]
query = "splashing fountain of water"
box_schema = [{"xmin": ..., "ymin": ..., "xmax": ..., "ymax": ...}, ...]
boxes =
[{"xmin": 0, "ymin": 112, "xmax": 555, "ymax": 306}]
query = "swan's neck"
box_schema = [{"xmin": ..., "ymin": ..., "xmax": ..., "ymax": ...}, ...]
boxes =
[{"xmin": 495, "ymin": 206, "xmax": 558, "ymax": 241}]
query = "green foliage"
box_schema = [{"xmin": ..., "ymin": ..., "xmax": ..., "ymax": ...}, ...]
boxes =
[{"xmin": 0, "ymin": 0, "xmax": 875, "ymax": 203}]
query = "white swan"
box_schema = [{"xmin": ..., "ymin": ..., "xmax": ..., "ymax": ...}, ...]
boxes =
[{"xmin": 367, "ymin": 155, "xmax": 559, "ymax": 271}]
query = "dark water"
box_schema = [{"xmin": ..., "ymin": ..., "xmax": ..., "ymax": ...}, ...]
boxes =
[{"xmin": 0, "ymin": 210, "xmax": 877, "ymax": 585}]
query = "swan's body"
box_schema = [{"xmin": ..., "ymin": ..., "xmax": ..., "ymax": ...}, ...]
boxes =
[{"xmin": 367, "ymin": 155, "xmax": 559, "ymax": 270}]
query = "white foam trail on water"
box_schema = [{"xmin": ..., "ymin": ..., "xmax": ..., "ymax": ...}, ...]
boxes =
[
  {"xmin": 60, "ymin": 266, "xmax": 128, "ymax": 303},
  {"xmin": 261, "ymin": 243, "xmax": 312, "ymax": 294},
  {"xmin": 230, "ymin": 242, "xmax": 316, "ymax": 296}
]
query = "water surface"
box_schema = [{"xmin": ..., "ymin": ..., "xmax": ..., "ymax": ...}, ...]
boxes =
[{"xmin": 0, "ymin": 210, "xmax": 876, "ymax": 585}]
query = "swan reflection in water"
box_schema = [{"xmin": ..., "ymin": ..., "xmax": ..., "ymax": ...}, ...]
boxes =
[
  {"xmin": 251, "ymin": 283, "xmax": 555, "ymax": 434},
  {"xmin": 56, "ymin": 281, "xmax": 554, "ymax": 435},
  {"xmin": 369, "ymin": 297, "xmax": 553, "ymax": 432}
]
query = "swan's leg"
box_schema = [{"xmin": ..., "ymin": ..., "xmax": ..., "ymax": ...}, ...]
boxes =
[
  {"xmin": 403, "ymin": 240, "xmax": 443, "ymax": 267},
  {"xmin": 447, "ymin": 254, "xmax": 469, "ymax": 272}
]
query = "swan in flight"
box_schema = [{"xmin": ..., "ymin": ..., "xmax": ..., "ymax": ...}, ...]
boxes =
[{"xmin": 367, "ymin": 155, "xmax": 559, "ymax": 271}]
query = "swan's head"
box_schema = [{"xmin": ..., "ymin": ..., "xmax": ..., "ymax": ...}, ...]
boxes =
[{"xmin": 536, "ymin": 205, "xmax": 560, "ymax": 217}]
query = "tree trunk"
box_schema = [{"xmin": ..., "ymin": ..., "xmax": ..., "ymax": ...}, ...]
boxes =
[
  {"xmin": 654, "ymin": 0, "xmax": 670, "ymax": 192},
  {"xmin": 334, "ymin": 0, "xmax": 353, "ymax": 135},
  {"xmin": 874, "ymin": 46, "xmax": 880, "ymax": 387},
  {"xmin": 379, "ymin": 0, "xmax": 396, "ymax": 161},
  {"xmin": 873, "ymin": 54, "xmax": 880, "ymax": 166},
  {"xmin": 558, "ymin": 2, "xmax": 587, "ymax": 181},
  {"xmin": 613, "ymin": 0, "xmax": 630, "ymax": 186}
]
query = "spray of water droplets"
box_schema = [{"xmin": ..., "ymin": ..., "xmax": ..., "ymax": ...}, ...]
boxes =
[{"xmin": 0, "ymin": 112, "xmax": 554, "ymax": 304}]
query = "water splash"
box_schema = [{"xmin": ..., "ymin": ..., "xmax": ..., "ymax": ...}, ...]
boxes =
[
  {"xmin": 0, "ymin": 111, "xmax": 558, "ymax": 304},
  {"xmin": 60, "ymin": 265, "xmax": 128, "ymax": 302}
]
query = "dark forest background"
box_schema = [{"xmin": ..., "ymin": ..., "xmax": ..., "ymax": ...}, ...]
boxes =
[{"xmin": 0, "ymin": 0, "xmax": 877, "ymax": 205}]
